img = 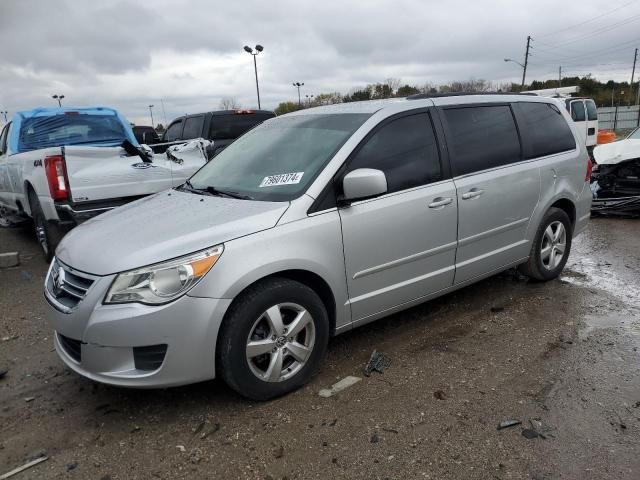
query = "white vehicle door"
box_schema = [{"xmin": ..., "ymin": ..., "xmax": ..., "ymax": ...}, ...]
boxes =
[
  {"xmin": 585, "ymin": 99, "xmax": 598, "ymax": 148},
  {"xmin": 64, "ymin": 146, "xmax": 173, "ymax": 203},
  {"xmin": 0, "ymin": 123, "xmax": 11, "ymax": 208},
  {"xmin": 569, "ymin": 100, "xmax": 588, "ymax": 146}
]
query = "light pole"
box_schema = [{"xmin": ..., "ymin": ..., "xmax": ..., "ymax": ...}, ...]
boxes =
[
  {"xmin": 148, "ymin": 104, "xmax": 155, "ymax": 128},
  {"xmin": 504, "ymin": 58, "xmax": 526, "ymax": 89},
  {"xmin": 0, "ymin": 111, "xmax": 7, "ymax": 122},
  {"xmin": 52, "ymin": 94, "xmax": 65, "ymax": 107},
  {"xmin": 293, "ymin": 82, "xmax": 304, "ymax": 107},
  {"xmin": 243, "ymin": 44, "xmax": 264, "ymax": 109},
  {"xmin": 305, "ymin": 94, "xmax": 314, "ymax": 107}
]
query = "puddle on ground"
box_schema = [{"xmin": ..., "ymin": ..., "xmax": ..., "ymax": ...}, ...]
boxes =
[{"xmin": 579, "ymin": 311, "xmax": 640, "ymax": 340}]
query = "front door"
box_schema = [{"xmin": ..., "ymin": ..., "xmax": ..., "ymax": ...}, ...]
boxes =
[{"xmin": 338, "ymin": 111, "xmax": 458, "ymax": 322}]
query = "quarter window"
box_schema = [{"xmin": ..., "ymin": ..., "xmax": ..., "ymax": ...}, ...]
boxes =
[
  {"xmin": 514, "ymin": 102, "xmax": 576, "ymax": 158},
  {"xmin": 443, "ymin": 105, "xmax": 521, "ymax": 176},
  {"xmin": 182, "ymin": 116, "xmax": 204, "ymax": 140},
  {"xmin": 165, "ymin": 120, "xmax": 183, "ymax": 141},
  {"xmin": 346, "ymin": 113, "xmax": 442, "ymax": 193},
  {"xmin": 570, "ymin": 101, "xmax": 586, "ymax": 122}
]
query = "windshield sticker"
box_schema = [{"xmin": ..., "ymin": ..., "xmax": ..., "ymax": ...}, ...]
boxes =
[{"xmin": 259, "ymin": 172, "xmax": 304, "ymax": 188}]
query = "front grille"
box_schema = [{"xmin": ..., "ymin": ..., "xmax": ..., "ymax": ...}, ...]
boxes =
[
  {"xmin": 45, "ymin": 259, "xmax": 94, "ymax": 311},
  {"xmin": 133, "ymin": 345, "xmax": 168, "ymax": 371},
  {"xmin": 58, "ymin": 333, "xmax": 82, "ymax": 362}
]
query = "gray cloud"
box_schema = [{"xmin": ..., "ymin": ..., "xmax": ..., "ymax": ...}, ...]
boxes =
[{"xmin": 1, "ymin": 0, "xmax": 638, "ymax": 124}]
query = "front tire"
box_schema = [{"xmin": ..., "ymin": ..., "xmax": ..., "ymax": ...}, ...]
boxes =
[
  {"xmin": 217, "ymin": 278, "xmax": 329, "ymax": 401},
  {"xmin": 520, "ymin": 207, "xmax": 572, "ymax": 281}
]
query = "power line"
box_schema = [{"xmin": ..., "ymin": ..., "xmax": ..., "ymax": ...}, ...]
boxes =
[
  {"xmin": 547, "ymin": 13, "xmax": 640, "ymax": 48},
  {"xmin": 535, "ymin": 0, "xmax": 638, "ymax": 38}
]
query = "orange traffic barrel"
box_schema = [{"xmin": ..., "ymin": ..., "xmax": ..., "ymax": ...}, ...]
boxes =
[{"xmin": 597, "ymin": 130, "xmax": 617, "ymax": 144}]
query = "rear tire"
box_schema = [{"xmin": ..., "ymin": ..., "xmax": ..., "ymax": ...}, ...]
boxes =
[
  {"xmin": 28, "ymin": 191, "xmax": 61, "ymax": 261},
  {"xmin": 519, "ymin": 207, "xmax": 572, "ymax": 281},
  {"xmin": 217, "ymin": 278, "xmax": 329, "ymax": 401}
]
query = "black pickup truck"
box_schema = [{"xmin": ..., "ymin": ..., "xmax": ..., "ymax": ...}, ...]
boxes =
[{"xmin": 156, "ymin": 109, "xmax": 276, "ymax": 158}]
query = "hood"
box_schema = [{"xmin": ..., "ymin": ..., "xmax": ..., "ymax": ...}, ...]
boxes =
[
  {"xmin": 593, "ymin": 139, "xmax": 640, "ymax": 165},
  {"xmin": 56, "ymin": 190, "xmax": 289, "ymax": 275}
]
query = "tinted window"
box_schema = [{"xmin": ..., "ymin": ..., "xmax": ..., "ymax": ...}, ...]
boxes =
[
  {"xmin": 165, "ymin": 120, "xmax": 183, "ymax": 141},
  {"xmin": 586, "ymin": 100, "xmax": 598, "ymax": 121},
  {"xmin": 190, "ymin": 114, "xmax": 370, "ymax": 202},
  {"xmin": 182, "ymin": 116, "xmax": 204, "ymax": 139},
  {"xmin": 515, "ymin": 102, "xmax": 576, "ymax": 158},
  {"xmin": 346, "ymin": 113, "xmax": 441, "ymax": 193},
  {"xmin": 209, "ymin": 113, "xmax": 274, "ymax": 140},
  {"xmin": 571, "ymin": 101, "xmax": 586, "ymax": 121},
  {"xmin": 443, "ymin": 105, "xmax": 521, "ymax": 176}
]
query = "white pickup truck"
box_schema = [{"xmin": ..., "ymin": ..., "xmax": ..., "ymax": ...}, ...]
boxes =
[{"xmin": 0, "ymin": 107, "xmax": 207, "ymax": 259}]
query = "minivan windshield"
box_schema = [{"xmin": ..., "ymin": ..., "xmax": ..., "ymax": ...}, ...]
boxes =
[{"xmin": 188, "ymin": 113, "xmax": 371, "ymax": 201}]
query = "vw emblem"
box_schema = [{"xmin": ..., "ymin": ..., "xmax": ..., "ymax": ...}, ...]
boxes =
[{"xmin": 52, "ymin": 266, "xmax": 66, "ymax": 296}]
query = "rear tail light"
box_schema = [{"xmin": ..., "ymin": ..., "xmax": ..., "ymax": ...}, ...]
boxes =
[
  {"xmin": 585, "ymin": 157, "xmax": 593, "ymax": 182},
  {"xmin": 44, "ymin": 155, "xmax": 70, "ymax": 201},
  {"xmin": 234, "ymin": 109, "xmax": 255, "ymax": 114}
]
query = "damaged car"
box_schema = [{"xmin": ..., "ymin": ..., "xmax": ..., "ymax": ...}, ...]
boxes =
[{"xmin": 591, "ymin": 127, "xmax": 640, "ymax": 217}]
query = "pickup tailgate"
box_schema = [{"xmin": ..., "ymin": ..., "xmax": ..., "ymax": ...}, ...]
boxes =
[{"xmin": 64, "ymin": 146, "xmax": 173, "ymax": 203}]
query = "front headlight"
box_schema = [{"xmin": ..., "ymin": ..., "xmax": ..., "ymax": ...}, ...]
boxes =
[{"xmin": 104, "ymin": 245, "xmax": 224, "ymax": 305}]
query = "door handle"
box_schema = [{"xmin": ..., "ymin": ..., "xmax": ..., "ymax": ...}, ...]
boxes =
[
  {"xmin": 461, "ymin": 188, "xmax": 484, "ymax": 200},
  {"xmin": 428, "ymin": 197, "xmax": 453, "ymax": 208}
]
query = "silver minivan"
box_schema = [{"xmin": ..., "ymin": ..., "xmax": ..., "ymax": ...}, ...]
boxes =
[{"xmin": 45, "ymin": 94, "xmax": 592, "ymax": 400}]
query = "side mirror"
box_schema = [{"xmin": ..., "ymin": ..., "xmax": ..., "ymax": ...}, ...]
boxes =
[{"xmin": 342, "ymin": 168, "xmax": 387, "ymax": 202}]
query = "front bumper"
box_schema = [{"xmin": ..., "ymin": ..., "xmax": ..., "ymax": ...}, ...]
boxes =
[{"xmin": 45, "ymin": 262, "xmax": 232, "ymax": 388}]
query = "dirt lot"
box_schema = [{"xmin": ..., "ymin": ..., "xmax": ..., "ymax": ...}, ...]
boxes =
[{"xmin": 1, "ymin": 218, "xmax": 639, "ymax": 480}]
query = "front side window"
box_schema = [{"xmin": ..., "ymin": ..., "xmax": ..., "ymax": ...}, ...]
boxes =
[
  {"xmin": 182, "ymin": 116, "xmax": 204, "ymax": 139},
  {"xmin": 515, "ymin": 102, "xmax": 576, "ymax": 158},
  {"xmin": 189, "ymin": 113, "xmax": 370, "ymax": 201},
  {"xmin": 165, "ymin": 120, "xmax": 183, "ymax": 141},
  {"xmin": 571, "ymin": 101, "xmax": 586, "ymax": 122},
  {"xmin": 586, "ymin": 100, "xmax": 598, "ymax": 121},
  {"xmin": 443, "ymin": 105, "xmax": 521, "ymax": 176},
  {"xmin": 209, "ymin": 114, "xmax": 273, "ymax": 141},
  {"xmin": 346, "ymin": 113, "xmax": 442, "ymax": 193}
]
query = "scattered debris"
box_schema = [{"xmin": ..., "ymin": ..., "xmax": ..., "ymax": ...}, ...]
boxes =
[
  {"xmin": 200, "ymin": 423, "xmax": 220, "ymax": 439},
  {"xmin": 273, "ymin": 445, "xmax": 284, "ymax": 459},
  {"xmin": 521, "ymin": 428, "xmax": 540, "ymax": 439},
  {"xmin": 66, "ymin": 462, "xmax": 77, "ymax": 471},
  {"xmin": 364, "ymin": 350, "xmax": 390, "ymax": 376},
  {"xmin": 319, "ymin": 376, "xmax": 361, "ymax": 398},
  {"xmin": 20, "ymin": 271, "xmax": 32, "ymax": 281},
  {"xmin": 176, "ymin": 445, "xmax": 186, "ymax": 453},
  {"xmin": 433, "ymin": 390, "xmax": 447, "ymax": 400},
  {"xmin": 0, "ymin": 252, "xmax": 19, "ymax": 268},
  {"xmin": 370, "ymin": 433, "xmax": 380, "ymax": 443},
  {"xmin": 0, "ymin": 456, "xmax": 48, "ymax": 479},
  {"xmin": 130, "ymin": 425, "xmax": 141, "ymax": 433},
  {"xmin": 490, "ymin": 306, "xmax": 505, "ymax": 313},
  {"xmin": 24, "ymin": 397, "xmax": 35, "ymax": 403},
  {"xmin": 0, "ymin": 368, "xmax": 7, "ymax": 379},
  {"xmin": 381, "ymin": 427, "xmax": 399, "ymax": 434},
  {"xmin": 497, "ymin": 420, "xmax": 522, "ymax": 430}
]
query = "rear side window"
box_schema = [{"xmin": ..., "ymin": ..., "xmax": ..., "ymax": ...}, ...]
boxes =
[
  {"xmin": 165, "ymin": 120, "xmax": 183, "ymax": 141},
  {"xmin": 586, "ymin": 100, "xmax": 598, "ymax": 121},
  {"xmin": 346, "ymin": 112, "xmax": 442, "ymax": 193},
  {"xmin": 209, "ymin": 114, "xmax": 272, "ymax": 141},
  {"xmin": 570, "ymin": 101, "xmax": 586, "ymax": 122},
  {"xmin": 514, "ymin": 102, "xmax": 576, "ymax": 159},
  {"xmin": 443, "ymin": 105, "xmax": 521, "ymax": 176},
  {"xmin": 182, "ymin": 116, "xmax": 204, "ymax": 139}
]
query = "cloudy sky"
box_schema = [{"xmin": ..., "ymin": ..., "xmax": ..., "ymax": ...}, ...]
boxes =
[{"xmin": 1, "ymin": 0, "xmax": 639, "ymax": 125}]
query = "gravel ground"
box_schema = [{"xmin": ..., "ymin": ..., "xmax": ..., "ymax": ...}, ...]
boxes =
[{"xmin": 1, "ymin": 217, "xmax": 639, "ymax": 479}]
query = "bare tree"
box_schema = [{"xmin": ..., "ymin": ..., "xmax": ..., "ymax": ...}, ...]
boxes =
[{"xmin": 219, "ymin": 97, "xmax": 240, "ymax": 110}]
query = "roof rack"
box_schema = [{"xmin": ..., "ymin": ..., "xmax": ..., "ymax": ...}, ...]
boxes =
[{"xmin": 407, "ymin": 92, "xmax": 537, "ymax": 100}]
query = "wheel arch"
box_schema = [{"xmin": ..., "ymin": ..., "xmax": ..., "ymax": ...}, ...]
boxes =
[{"xmin": 549, "ymin": 197, "xmax": 576, "ymax": 230}]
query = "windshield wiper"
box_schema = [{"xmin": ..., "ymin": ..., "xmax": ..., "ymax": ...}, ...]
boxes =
[
  {"xmin": 177, "ymin": 181, "xmax": 253, "ymax": 200},
  {"xmin": 204, "ymin": 186, "xmax": 253, "ymax": 200}
]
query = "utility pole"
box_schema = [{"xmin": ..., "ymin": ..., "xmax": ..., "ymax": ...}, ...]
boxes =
[
  {"xmin": 558, "ymin": 66, "xmax": 562, "ymax": 88},
  {"xmin": 633, "ymin": 48, "xmax": 639, "ymax": 106},
  {"xmin": 148, "ymin": 104, "xmax": 155, "ymax": 128},
  {"xmin": 521, "ymin": 35, "xmax": 531, "ymax": 89}
]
